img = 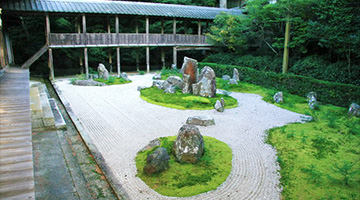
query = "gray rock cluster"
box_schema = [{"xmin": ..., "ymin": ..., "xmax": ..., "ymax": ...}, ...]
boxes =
[
  {"xmin": 225, "ymin": 68, "xmax": 240, "ymax": 85},
  {"xmin": 348, "ymin": 103, "xmax": 360, "ymax": 117},
  {"xmin": 172, "ymin": 125, "xmax": 205, "ymax": 164},
  {"xmin": 273, "ymin": 92, "xmax": 284, "ymax": 103},
  {"xmin": 143, "ymin": 147, "xmax": 170, "ymax": 175},
  {"xmin": 98, "ymin": 63, "xmax": 109, "ymax": 80}
]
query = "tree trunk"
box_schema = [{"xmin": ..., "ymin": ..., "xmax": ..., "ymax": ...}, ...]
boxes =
[{"xmin": 282, "ymin": 17, "xmax": 290, "ymax": 74}]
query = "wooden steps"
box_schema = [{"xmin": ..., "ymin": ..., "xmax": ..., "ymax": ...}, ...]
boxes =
[{"xmin": 0, "ymin": 67, "xmax": 35, "ymax": 200}]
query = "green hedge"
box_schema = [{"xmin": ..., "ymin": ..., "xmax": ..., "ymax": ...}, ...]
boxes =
[{"xmin": 199, "ymin": 62, "xmax": 360, "ymax": 107}]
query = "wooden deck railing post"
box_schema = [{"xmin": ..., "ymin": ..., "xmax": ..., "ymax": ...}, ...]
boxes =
[
  {"xmin": 84, "ymin": 47, "xmax": 89, "ymax": 79},
  {"xmin": 198, "ymin": 20, "xmax": 201, "ymax": 43},
  {"xmin": 48, "ymin": 48, "xmax": 54, "ymax": 80},
  {"xmin": 82, "ymin": 14, "xmax": 89, "ymax": 79},
  {"xmin": 173, "ymin": 46, "xmax": 177, "ymax": 67},
  {"xmin": 107, "ymin": 17, "xmax": 112, "ymax": 73},
  {"xmin": 45, "ymin": 14, "xmax": 54, "ymax": 79},
  {"xmin": 76, "ymin": 17, "xmax": 83, "ymax": 73},
  {"xmin": 116, "ymin": 47, "xmax": 120, "ymax": 77},
  {"xmin": 146, "ymin": 16, "xmax": 150, "ymax": 73},
  {"xmin": 173, "ymin": 18, "xmax": 176, "ymax": 45}
]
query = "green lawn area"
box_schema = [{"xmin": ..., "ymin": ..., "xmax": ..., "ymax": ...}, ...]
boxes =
[
  {"xmin": 217, "ymin": 78, "xmax": 360, "ymax": 200},
  {"xmin": 140, "ymin": 87, "xmax": 237, "ymax": 110},
  {"xmin": 136, "ymin": 136, "xmax": 232, "ymax": 197}
]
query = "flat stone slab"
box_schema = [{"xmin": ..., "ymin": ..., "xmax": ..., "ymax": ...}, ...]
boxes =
[{"xmin": 186, "ymin": 116, "xmax": 215, "ymax": 126}]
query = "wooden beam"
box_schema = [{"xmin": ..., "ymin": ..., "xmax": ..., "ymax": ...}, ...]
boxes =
[
  {"xmin": 116, "ymin": 47, "xmax": 120, "ymax": 77},
  {"xmin": 48, "ymin": 48, "xmax": 54, "ymax": 80},
  {"xmin": 146, "ymin": 47, "xmax": 150, "ymax": 73},
  {"xmin": 84, "ymin": 47, "xmax": 89, "ymax": 79},
  {"xmin": 45, "ymin": 14, "xmax": 50, "ymax": 45}
]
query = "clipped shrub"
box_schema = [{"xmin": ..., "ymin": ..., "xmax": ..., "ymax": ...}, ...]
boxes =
[{"xmin": 199, "ymin": 62, "xmax": 360, "ymax": 107}]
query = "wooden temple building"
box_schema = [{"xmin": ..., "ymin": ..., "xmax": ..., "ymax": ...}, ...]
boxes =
[{"xmin": 0, "ymin": 0, "xmax": 242, "ymax": 79}]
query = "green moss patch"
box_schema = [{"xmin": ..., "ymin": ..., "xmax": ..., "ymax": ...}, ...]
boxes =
[
  {"xmin": 94, "ymin": 76, "xmax": 131, "ymax": 85},
  {"xmin": 217, "ymin": 78, "xmax": 360, "ymax": 199},
  {"xmin": 136, "ymin": 136, "xmax": 232, "ymax": 197},
  {"xmin": 140, "ymin": 87, "xmax": 237, "ymax": 110}
]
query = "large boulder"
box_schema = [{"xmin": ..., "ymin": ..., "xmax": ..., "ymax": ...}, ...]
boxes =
[
  {"xmin": 161, "ymin": 76, "xmax": 184, "ymax": 93},
  {"xmin": 196, "ymin": 66, "xmax": 216, "ymax": 97},
  {"xmin": 143, "ymin": 147, "xmax": 170, "ymax": 175},
  {"xmin": 173, "ymin": 125, "xmax": 204, "ymax": 164},
  {"xmin": 348, "ymin": 103, "xmax": 360, "ymax": 117},
  {"xmin": 186, "ymin": 116, "xmax": 215, "ymax": 127},
  {"xmin": 181, "ymin": 57, "xmax": 198, "ymax": 93},
  {"xmin": 98, "ymin": 63, "xmax": 109, "ymax": 80},
  {"xmin": 273, "ymin": 92, "xmax": 284, "ymax": 103}
]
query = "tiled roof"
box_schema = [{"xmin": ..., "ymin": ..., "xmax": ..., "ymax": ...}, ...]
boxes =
[{"xmin": 1, "ymin": 0, "xmax": 243, "ymax": 19}]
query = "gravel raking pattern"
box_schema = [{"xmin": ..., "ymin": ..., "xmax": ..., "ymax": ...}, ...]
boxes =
[{"xmin": 54, "ymin": 74, "xmax": 306, "ymax": 200}]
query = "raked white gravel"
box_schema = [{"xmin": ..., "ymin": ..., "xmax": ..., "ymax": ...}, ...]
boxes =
[{"xmin": 54, "ymin": 74, "xmax": 306, "ymax": 200}]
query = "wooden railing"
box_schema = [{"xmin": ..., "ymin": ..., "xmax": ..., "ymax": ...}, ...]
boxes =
[{"xmin": 49, "ymin": 33, "xmax": 209, "ymax": 47}]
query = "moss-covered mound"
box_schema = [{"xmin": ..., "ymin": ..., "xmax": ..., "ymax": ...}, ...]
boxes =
[
  {"xmin": 136, "ymin": 136, "xmax": 232, "ymax": 197},
  {"xmin": 140, "ymin": 87, "xmax": 237, "ymax": 110}
]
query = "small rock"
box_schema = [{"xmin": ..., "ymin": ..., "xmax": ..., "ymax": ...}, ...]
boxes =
[
  {"xmin": 121, "ymin": 72, "xmax": 130, "ymax": 81},
  {"xmin": 161, "ymin": 76, "xmax": 184, "ymax": 93},
  {"xmin": 153, "ymin": 73, "xmax": 161, "ymax": 80},
  {"xmin": 171, "ymin": 64, "xmax": 177, "ymax": 70},
  {"xmin": 228, "ymin": 78, "xmax": 238, "ymax": 85},
  {"xmin": 233, "ymin": 68, "xmax": 239, "ymax": 82},
  {"xmin": 140, "ymin": 138, "xmax": 160, "ymax": 152},
  {"xmin": 173, "ymin": 125, "xmax": 204, "ymax": 164},
  {"xmin": 98, "ymin": 63, "xmax": 109, "ymax": 80},
  {"xmin": 214, "ymin": 100, "xmax": 224, "ymax": 112},
  {"xmin": 143, "ymin": 147, "xmax": 170, "ymax": 175},
  {"xmin": 222, "ymin": 75, "xmax": 231, "ymax": 81},
  {"xmin": 348, "ymin": 103, "xmax": 360, "ymax": 117},
  {"xmin": 137, "ymin": 86, "xmax": 149, "ymax": 91},
  {"xmin": 273, "ymin": 92, "xmax": 284, "ymax": 103},
  {"xmin": 73, "ymin": 79, "xmax": 106, "ymax": 86},
  {"xmin": 152, "ymin": 80, "xmax": 164, "ymax": 89},
  {"xmin": 186, "ymin": 116, "xmax": 215, "ymax": 126}
]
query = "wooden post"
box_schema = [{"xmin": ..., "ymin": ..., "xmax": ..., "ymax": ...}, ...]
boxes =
[
  {"xmin": 184, "ymin": 20, "xmax": 188, "ymax": 35},
  {"xmin": 161, "ymin": 19, "xmax": 164, "ymax": 34},
  {"xmin": 45, "ymin": 14, "xmax": 50, "ymax": 45},
  {"xmin": 48, "ymin": 48, "xmax": 54, "ymax": 80},
  {"xmin": 76, "ymin": 18, "xmax": 83, "ymax": 73},
  {"xmin": 161, "ymin": 49, "xmax": 165, "ymax": 68},
  {"xmin": 136, "ymin": 49, "xmax": 139, "ymax": 71},
  {"xmin": 198, "ymin": 20, "xmax": 201, "ymax": 43},
  {"xmin": 135, "ymin": 18, "xmax": 139, "ymax": 34},
  {"xmin": 173, "ymin": 46, "xmax": 177, "ymax": 67},
  {"xmin": 82, "ymin": 14, "xmax": 86, "ymax": 45},
  {"xmin": 115, "ymin": 15, "xmax": 119, "ymax": 44},
  {"xmin": 116, "ymin": 47, "xmax": 120, "ymax": 77},
  {"xmin": 146, "ymin": 16, "xmax": 149, "ymax": 44},
  {"xmin": 84, "ymin": 47, "xmax": 89, "ymax": 79},
  {"xmin": 107, "ymin": 18, "xmax": 112, "ymax": 73},
  {"xmin": 146, "ymin": 47, "xmax": 150, "ymax": 73},
  {"xmin": 173, "ymin": 18, "xmax": 176, "ymax": 44},
  {"xmin": 146, "ymin": 16, "xmax": 150, "ymax": 72}
]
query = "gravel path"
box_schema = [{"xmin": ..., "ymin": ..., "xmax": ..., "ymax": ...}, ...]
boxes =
[{"xmin": 54, "ymin": 74, "xmax": 305, "ymax": 200}]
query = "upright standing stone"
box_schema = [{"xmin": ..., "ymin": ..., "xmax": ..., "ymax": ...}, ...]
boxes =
[
  {"xmin": 348, "ymin": 103, "xmax": 360, "ymax": 117},
  {"xmin": 143, "ymin": 147, "xmax": 170, "ymax": 175},
  {"xmin": 121, "ymin": 72, "xmax": 130, "ymax": 81},
  {"xmin": 233, "ymin": 68, "xmax": 240, "ymax": 82},
  {"xmin": 98, "ymin": 63, "xmax": 109, "ymax": 80},
  {"xmin": 307, "ymin": 92, "xmax": 318, "ymax": 109},
  {"xmin": 214, "ymin": 99, "xmax": 225, "ymax": 112},
  {"xmin": 273, "ymin": 92, "xmax": 284, "ymax": 103},
  {"xmin": 173, "ymin": 125, "xmax": 204, "ymax": 164},
  {"xmin": 192, "ymin": 66, "xmax": 216, "ymax": 97},
  {"xmin": 181, "ymin": 57, "xmax": 198, "ymax": 94}
]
